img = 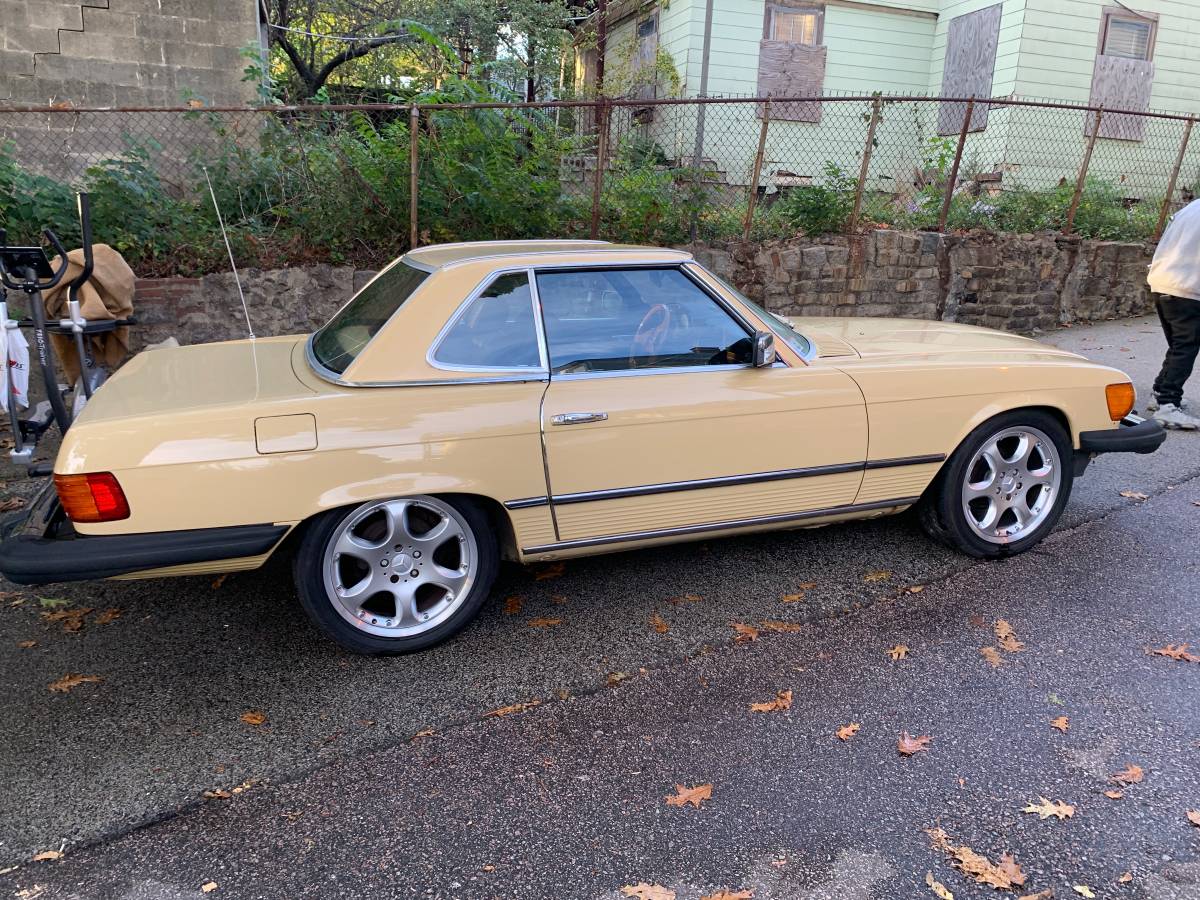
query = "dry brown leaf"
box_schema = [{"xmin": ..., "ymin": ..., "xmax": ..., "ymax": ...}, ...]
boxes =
[
  {"xmin": 998, "ymin": 633, "xmax": 1026, "ymax": 653},
  {"xmin": 887, "ymin": 644, "xmax": 909, "ymax": 661},
  {"xmin": 1051, "ymin": 716, "xmax": 1070, "ymax": 733},
  {"xmin": 667, "ymin": 593, "xmax": 703, "ymax": 605},
  {"xmin": 980, "ymin": 646, "xmax": 1004, "ymax": 669},
  {"xmin": 1103, "ymin": 790, "xmax": 1124, "ymax": 800},
  {"xmin": 411, "ymin": 727, "xmax": 435, "ymax": 740},
  {"xmin": 925, "ymin": 872, "xmax": 953, "ymax": 900},
  {"xmin": 700, "ymin": 891, "xmax": 752, "ymax": 900},
  {"xmin": 1187, "ymin": 809, "xmax": 1200, "ymax": 827},
  {"xmin": 759, "ymin": 620, "xmax": 803, "ymax": 634},
  {"xmin": 665, "ymin": 783, "xmax": 712, "ymax": 809},
  {"xmin": 201, "ymin": 883, "xmax": 218, "ymax": 894},
  {"xmin": 93, "ymin": 608, "xmax": 122, "ymax": 626},
  {"xmin": 1019, "ymin": 892, "xmax": 1053, "ymax": 900},
  {"xmin": 606, "ymin": 671, "xmax": 630, "ymax": 687},
  {"xmin": 534, "ymin": 562, "xmax": 565, "ymax": 580},
  {"xmin": 1111, "ymin": 763, "xmax": 1144, "ymax": 785},
  {"xmin": 732, "ymin": 623, "xmax": 760, "ymax": 642},
  {"xmin": 750, "ymin": 690, "xmax": 792, "ymax": 713},
  {"xmin": 1150, "ymin": 643, "xmax": 1200, "ymax": 663},
  {"xmin": 211, "ymin": 574, "xmax": 229, "ymax": 590},
  {"xmin": 1118, "ymin": 490, "xmax": 1149, "ymax": 501},
  {"xmin": 994, "ymin": 619, "xmax": 1016, "ymax": 640},
  {"xmin": 48, "ymin": 673, "xmax": 101, "ymax": 693},
  {"xmin": 621, "ymin": 884, "xmax": 676, "ymax": 900},
  {"xmin": 0, "ymin": 496, "xmax": 26, "ymax": 512},
  {"xmin": 550, "ymin": 594, "xmax": 568, "ymax": 605},
  {"xmin": 836, "ymin": 722, "xmax": 861, "ymax": 741},
  {"xmin": 41, "ymin": 607, "xmax": 94, "ymax": 633},
  {"xmin": 203, "ymin": 789, "xmax": 232, "ymax": 799},
  {"xmin": 31, "ymin": 850, "xmax": 62, "ymax": 862},
  {"xmin": 947, "ymin": 843, "xmax": 1027, "ymax": 891},
  {"xmin": 898, "ymin": 731, "xmax": 932, "ymax": 756},
  {"xmin": 649, "ymin": 614, "xmax": 669, "ymax": 634},
  {"xmin": 503, "ymin": 595, "xmax": 523, "ymax": 615},
  {"xmin": 1022, "ymin": 797, "xmax": 1075, "ymax": 820},
  {"xmin": 527, "ymin": 617, "xmax": 561, "ymax": 628},
  {"xmin": 240, "ymin": 710, "xmax": 267, "ymax": 726},
  {"xmin": 907, "ymin": 585, "xmax": 926, "ymax": 594},
  {"xmin": 1073, "ymin": 886, "xmax": 1095, "ymax": 899},
  {"xmin": 863, "ymin": 570, "xmax": 892, "ymax": 582},
  {"xmin": 485, "ymin": 699, "xmax": 541, "ymax": 718},
  {"xmin": 17, "ymin": 640, "xmax": 36, "ymax": 649},
  {"xmin": 781, "ymin": 593, "xmax": 807, "ymax": 603}
]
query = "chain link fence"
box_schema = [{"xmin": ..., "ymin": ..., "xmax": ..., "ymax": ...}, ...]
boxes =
[{"xmin": 0, "ymin": 95, "xmax": 1196, "ymax": 276}]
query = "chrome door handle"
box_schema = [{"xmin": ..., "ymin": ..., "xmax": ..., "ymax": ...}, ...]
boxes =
[{"xmin": 550, "ymin": 412, "xmax": 608, "ymax": 426}]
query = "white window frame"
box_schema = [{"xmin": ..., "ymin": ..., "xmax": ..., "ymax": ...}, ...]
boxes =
[
  {"xmin": 766, "ymin": 4, "xmax": 824, "ymax": 47},
  {"xmin": 1097, "ymin": 7, "xmax": 1157, "ymax": 61}
]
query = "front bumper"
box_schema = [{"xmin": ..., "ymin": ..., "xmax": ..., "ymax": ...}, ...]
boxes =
[
  {"xmin": 0, "ymin": 482, "xmax": 288, "ymax": 586},
  {"xmin": 1078, "ymin": 414, "xmax": 1166, "ymax": 456}
]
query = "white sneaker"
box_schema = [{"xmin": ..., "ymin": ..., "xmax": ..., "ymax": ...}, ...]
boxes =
[
  {"xmin": 1146, "ymin": 397, "xmax": 1190, "ymax": 412},
  {"xmin": 1153, "ymin": 403, "xmax": 1200, "ymax": 430}
]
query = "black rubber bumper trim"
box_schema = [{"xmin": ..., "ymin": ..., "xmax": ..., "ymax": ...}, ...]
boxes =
[
  {"xmin": 0, "ymin": 522, "xmax": 290, "ymax": 585},
  {"xmin": 1079, "ymin": 416, "xmax": 1166, "ymax": 456}
]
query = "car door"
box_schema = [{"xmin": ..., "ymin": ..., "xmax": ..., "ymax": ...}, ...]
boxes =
[{"xmin": 534, "ymin": 265, "xmax": 869, "ymax": 547}]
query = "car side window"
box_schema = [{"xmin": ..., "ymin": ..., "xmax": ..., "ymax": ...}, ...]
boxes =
[
  {"xmin": 535, "ymin": 267, "xmax": 752, "ymax": 375},
  {"xmin": 432, "ymin": 272, "xmax": 541, "ymax": 369}
]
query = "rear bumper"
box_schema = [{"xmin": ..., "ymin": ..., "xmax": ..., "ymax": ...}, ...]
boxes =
[
  {"xmin": 0, "ymin": 482, "xmax": 288, "ymax": 585},
  {"xmin": 1078, "ymin": 415, "xmax": 1166, "ymax": 456}
]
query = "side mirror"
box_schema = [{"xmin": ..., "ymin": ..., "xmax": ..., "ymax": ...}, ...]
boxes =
[{"xmin": 752, "ymin": 330, "xmax": 776, "ymax": 367}]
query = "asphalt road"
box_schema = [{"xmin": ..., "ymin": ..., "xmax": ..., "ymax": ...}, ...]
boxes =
[{"xmin": 1, "ymin": 315, "xmax": 1197, "ymax": 899}]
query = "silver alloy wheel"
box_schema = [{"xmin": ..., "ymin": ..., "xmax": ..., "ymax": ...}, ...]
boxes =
[
  {"xmin": 960, "ymin": 425, "xmax": 1062, "ymax": 544},
  {"xmin": 322, "ymin": 496, "xmax": 476, "ymax": 638}
]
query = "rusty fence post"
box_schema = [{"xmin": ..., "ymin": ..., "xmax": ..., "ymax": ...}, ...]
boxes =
[
  {"xmin": 409, "ymin": 103, "xmax": 420, "ymax": 249},
  {"xmin": 849, "ymin": 96, "xmax": 883, "ymax": 234},
  {"xmin": 589, "ymin": 99, "xmax": 609, "ymax": 241},
  {"xmin": 1065, "ymin": 107, "xmax": 1103, "ymax": 234},
  {"xmin": 1155, "ymin": 118, "xmax": 1194, "ymax": 241},
  {"xmin": 938, "ymin": 97, "xmax": 975, "ymax": 232},
  {"xmin": 742, "ymin": 99, "xmax": 772, "ymax": 241}
]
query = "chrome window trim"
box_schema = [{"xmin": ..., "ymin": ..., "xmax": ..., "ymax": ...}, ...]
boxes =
[
  {"xmin": 552, "ymin": 361, "xmax": 784, "ymax": 381},
  {"xmin": 305, "ymin": 339, "xmax": 548, "ymax": 388},
  {"xmin": 441, "ymin": 248, "xmax": 692, "ymax": 271},
  {"xmin": 427, "ymin": 267, "xmax": 549, "ymax": 375},
  {"xmin": 521, "ymin": 496, "xmax": 921, "ymax": 555}
]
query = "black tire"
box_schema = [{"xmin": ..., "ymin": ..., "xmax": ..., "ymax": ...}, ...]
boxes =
[
  {"xmin": 293, "ymin": 495, "xmax": 498, "ymax": 655},
  {"xmin": 918, "ymin": 409, "xmax": 1074, "ymax": 559}
]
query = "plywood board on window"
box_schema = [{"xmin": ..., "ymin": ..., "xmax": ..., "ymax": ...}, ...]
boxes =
[
  {"xmin": 1088, "ymin": 55, "xmax": 1154, "ymax": 141},
  {"xmin": 756, "ymin": 40, "xmax": 827, "ymax": 123},
  {"xmin": 937, "ymin": 3, "xmax": 1001, "ymax": 135}
]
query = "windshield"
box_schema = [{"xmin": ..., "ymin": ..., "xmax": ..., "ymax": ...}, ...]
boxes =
[
  {"xmin": 701, "ymin": 269, "xmax": 813, "ymax": 359},
  {"xmin": 310, "ymin": 260, "xmax": 429, "ymax": 375}
]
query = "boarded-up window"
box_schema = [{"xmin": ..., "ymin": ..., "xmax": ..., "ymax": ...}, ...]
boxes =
[
  {"xmin": 757, "ymin": 3, "xmax": 826, "ymax": 123},
  {"xmin": 634, "ymin": 15, "xmax": 658, "ymax": 102},
  {"xmin": 1088, "ymin": 7, "xmax": 1157, "ymax": 141},
  {"xmin": 937, "ymin": 4, "xmax": 1001, "ymax": 135}
]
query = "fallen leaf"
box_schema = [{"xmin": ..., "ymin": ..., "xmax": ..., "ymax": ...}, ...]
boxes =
[
  {"xmin": 503, "ymin": 595, "xmax": 523, "ymax": 615},
  {"xmin": 887, "ymin": 644, "xmax": 909, "ymax": 661},
  {"xmin": 667, "ymin": 593, "xmax": 703, "ymax": 605},
  {"xmin": 1103, "ymin": 790, "xmax": 1124, "ymax": 800},
  {"xmin": 0, "ymin": 496, "xmax": 25, "ymax": 512},
  {"xmin": 39, "ymin": 597, "xmax": 69, "ymax": 608},
  {"xmin": 534, "ymin": 562, "xmax": 565, "ymax": 580},
  {"xmin": 1111, "ymin": 763, "xmax": 1144, "ymax": 785},
  {"xmin": 943, "ymin": 841, "xmax": 1026, "ymax": 891},
  {"xmin": 700, "ymin": 891, "xmax": 752, "ymax": 900},
  {"xmin": 550, "ymin": 594, "xmax": 568, "ymax": 605},
  {"xmin": 907, "ymin": 585, "xmax": 925, "ymax": 594},
  {"xmin": 898, "ymin": 731, "xmax": 932, "ymax": 756},
  {"xmin": 1150, "ymin": 643, "xmax": 1200, "ymax": 663},
  {"xmin": 758, "ymin": 620, "xmax": 803, "ymax": 633},
  {"xmin": 1051, "ymin": 716, "xmax": 1070, "ymax": 732},
  {"xmin": 732, "ymin": 623, "xmax": 760, "ymax": 642},
  {"xmin": 31, "ymin": 851, "xmax": 61, "ymax": 862},
  {"xmin": 1118, "ymin": 871, "xmax": 1133, "ymax": 883},
  {"xmin": 998, "ymin": 633, "xmax": 1026, "ymax": 653},
  {"xmin": 781, "ymin": 593, "xmax": 807, "ymax": 603},
  {"xmin": 1019, "ymin": 892, "xmax": 1054, "ymax": 900},
  {"xmin": 665, "ymin": 783, "xmax": 712, "ymax": 809},
  {"xmin": 240, "ymin": 710, "xmax": 267, "ymax": 726},
  {"xmin": 201, "ymin": 883, "xmax": 218, "ymax": 894},
  {"xmin": 836, "ymin": 722, "xmax": 861, "ymax": 741},
  {"xmin": 203, "ymin": 789, "xmax": 232, "ymax": 799},
  {"xmin": 621, "ymin": 884, "xmax": 675, "ymax": 900},
  {"xmin": 1022, "ymin": 797, "xmax": 1075, "ymax": 820},
  {"xmin": 606, "ymin": 671, "xmax": 630, "ymax": 687},
  {"xmin": 650, "ymin": 614, "xmax": 669, "ymax": 634},
  {"xmin": 926, "ymin": 872, "xmax": 954, "ymax": 900},
  {"xmin": 1073, "ymin": 886, "xmax": 1095, "ymax": 898},
  {"xmin": 41, "ymin": 607, "xmax": 94, "ymax": 633},
  {"xmin": 750, "ymin": 690, "xmax": 792, "ymax": 713},
  {"xmin": 48, "ymin": 673, "xmax": 101, "ymax": 693},
  {"xmin": 980, "ymin": 646, "xmax": 1004, "ymax": 669},
  {"xmin": 211, "ymin": 574, "xmax": 229, "ymax": 589},
  {"xmin": 411, "ymin": 728, "xmax": 435, "ymax": 740},
  {"xmin": 863, "ymin": 570, "xmax": 892, "ymax": 582},
  {"xmin": 485, "ymin": 699, "xmax": 541, "ymax": 717},
  {"xmin": 17, "ymin": 640, "xmax": 36, "ymax": 649},
  {"xmin": 1118, "ymin": 490, "xmax": 1148, "ymax": 501},
  {"xmin": 968, "ymin": 613, "xmax": 987, "ymax": 628},
  {"xmin": 93, "ymin": 608, "xmax": 122, "ymax": 625},
  {"xmin": 1187, "ymin": 809, "xmax": 1200, "ymax": 827},
  {"xmin": 994, "ymin": 619, "xmax": 1016, "ymax": 641},
  {"xmin": 527, "ymin": 617, "xmax": 561, "ymax": 628}
]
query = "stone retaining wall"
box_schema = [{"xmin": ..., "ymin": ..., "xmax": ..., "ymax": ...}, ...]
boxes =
[{"xmin": 127, "ymin": 230, "xmax": 1156, "ymax": 350}]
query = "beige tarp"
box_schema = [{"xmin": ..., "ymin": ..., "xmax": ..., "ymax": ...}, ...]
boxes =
[{"xmin": 42, "ymin": 244, "xmax": 134, "ymax": 385}]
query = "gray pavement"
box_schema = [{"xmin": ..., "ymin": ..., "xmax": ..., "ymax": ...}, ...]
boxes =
[{"xmin": 0, "ymin": 315, "xmax": 1197, "ymax": 899}]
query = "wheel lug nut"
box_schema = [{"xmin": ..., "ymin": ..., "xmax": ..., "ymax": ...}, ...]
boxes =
[
  {"xmin": 413, "ymin": 551, "xmax": 422, "ymax": 559},
  {"xmin": 410, "ymin": 569, "xmax": 419, "ymax": 577}
]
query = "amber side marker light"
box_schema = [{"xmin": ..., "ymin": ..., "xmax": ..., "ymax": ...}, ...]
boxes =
[
  {"xmin": 1106, "ymin": 383, "xmax": 1136, "ymax": 421},
  {"xmin": 54, "ymin": 472, "xmax": 131, "ymax": 523}
]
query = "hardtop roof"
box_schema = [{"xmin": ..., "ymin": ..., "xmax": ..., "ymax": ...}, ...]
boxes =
[{"xmin": 403, "ymin": 240, "xmax": 693, "ymax": 270}]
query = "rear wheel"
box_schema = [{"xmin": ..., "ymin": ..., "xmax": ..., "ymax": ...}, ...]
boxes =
[
  {"xmin": 293, "ymin": 495, "xmax": 497, "ymax": 654},
  {"xmin": 919, "ymin": 410, "xmax": 1073, "ymax": 559}
]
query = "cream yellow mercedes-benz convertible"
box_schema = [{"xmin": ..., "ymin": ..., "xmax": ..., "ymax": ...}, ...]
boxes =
[{"xmin": 0, "ymin": 241, "xmax": 1165, "ymax": 653}]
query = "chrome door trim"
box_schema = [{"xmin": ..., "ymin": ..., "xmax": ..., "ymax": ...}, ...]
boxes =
[
  {"xmin": 521, "ymin": 496, "xmax": 922, "ymax": 554},
  {"xmin": 864, "ymin": 453, "xmax": 947, "ymax": 470},
  {"xmin": 504, "ymin": 496, "xmax": 550, "ymax": 510},
  {"xmin": 550, "ymin": 412, "xmax": 609, "ymax": 426}
]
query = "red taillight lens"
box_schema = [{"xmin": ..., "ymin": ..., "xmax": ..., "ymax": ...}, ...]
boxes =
[{"xmin": 54, "ymin": 472, "xmax": 131, "ymax": 523}]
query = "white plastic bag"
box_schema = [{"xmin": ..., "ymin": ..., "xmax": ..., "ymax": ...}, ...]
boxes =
[{"xmin": 1, "ymin": 324, "xmax": 30, "ymax": 413}]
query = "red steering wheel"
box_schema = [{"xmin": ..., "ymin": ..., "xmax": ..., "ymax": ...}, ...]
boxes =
[{"xmin": 631, "ymin": 304, "xmax": 672, "ymax": 364}]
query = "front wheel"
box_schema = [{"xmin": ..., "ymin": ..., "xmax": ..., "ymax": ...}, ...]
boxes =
[
  {"xmin": 919, "ymin": 410, "xmax": 1074, "ymax": 559},
  {"xmin": 293, "ymin": 495, "xmax": 498, "ymax": 654}
]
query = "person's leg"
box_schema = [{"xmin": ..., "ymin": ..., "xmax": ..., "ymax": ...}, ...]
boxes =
[
  {"xmin": 1153, "ymin": 296, "xmax": 1200, "ymax": 408},
  {"xmin": 1152, "ymin": 296, "xmax": 1177, "ymax": 404}
]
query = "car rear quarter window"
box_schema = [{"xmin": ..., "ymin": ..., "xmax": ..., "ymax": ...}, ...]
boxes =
[
  {"xmin": 311, "ymin": 261, "xmax": 429, "ymax": 375},
  {"xmin": 432, "ymin": 272, "xmax": 541, "ymax": 370}
]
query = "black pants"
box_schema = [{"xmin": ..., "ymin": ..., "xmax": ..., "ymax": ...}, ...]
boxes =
[{"xmin": 1153, "ymin": 294, "xmax": 1200, "ymax": 407}]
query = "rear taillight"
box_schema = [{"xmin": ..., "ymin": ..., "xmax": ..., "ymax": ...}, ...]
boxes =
[{"xmin": 54, "ymin": 472, "xmax": 131, "ymax": 523}]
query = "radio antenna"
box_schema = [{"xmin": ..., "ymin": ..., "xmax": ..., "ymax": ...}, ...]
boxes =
[{"xmin": 202, "ymin": 166, "xmax": 255, "ymax": 341}]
